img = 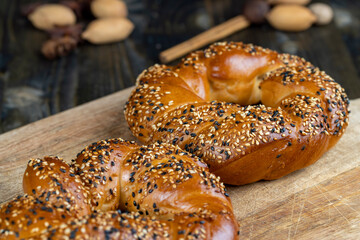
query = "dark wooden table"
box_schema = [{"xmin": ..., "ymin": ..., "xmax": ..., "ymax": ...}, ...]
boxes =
[{"xmin": 0, "ymin": 0, "xmax": 359, "ymax": 133}]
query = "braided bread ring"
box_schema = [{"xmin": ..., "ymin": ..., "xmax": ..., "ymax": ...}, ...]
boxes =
[
  {"xmin": 0, "ymin": 139, "xmax": 238, "ymax": 239},
  {"xmin": 125, "ymin": 42, "xmax": 350, "ymax": 185}
]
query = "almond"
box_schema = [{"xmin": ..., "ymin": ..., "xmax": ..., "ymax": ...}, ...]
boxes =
[
  {"xmin": 28, "ymin": 4, "xmax": 76, "ymax": 30},
  {"xmin": 91, "ymin": 0, "xmax": 127, "ymax": 19},
  {"xmin": 309, "ymin": 3, "xmax": 334, "ymax": 25},
  {"xmin": 82, "ymin": 18, "xmax": 134, "ymax": 44},
  {"xmin": 267, "ymin": 4, "xmax": 316, "ymax": 32},
  {"xmin": 267, "ymin": 0, "xmax": 311, "ymax": 5}
]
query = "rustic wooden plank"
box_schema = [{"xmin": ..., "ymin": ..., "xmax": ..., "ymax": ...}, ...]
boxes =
[
  {"xmin": 331, "ymin": 0, "xmax": 360, "ymax": 78},
  {"xmin": 1, "ymin": 0, "xmax": 360, "ymax": 135},
  {"xmin": 227, "ymin": 97, "xmax": 360, "ymax": 221},
  {"xmin": 0, "ymin": 0, "xmax": 8, "ymax": 130},
  {"xmin": 0, "ymin": 87, "xmax": 136, "ymax": 203},
  {"xmin": 0, "ymin": 0, "xmax": 149, "ymax": 134},
  {"xmin": 238, "ymin": 167, "xmax": 360, "ymax": 239},
  {"xmin": 0, "ymin": 86, "xmax": 360, "ymax": 237},
  {"xmin": 59, "ymin": 52, "xmax": 79, "ymax": 111}
]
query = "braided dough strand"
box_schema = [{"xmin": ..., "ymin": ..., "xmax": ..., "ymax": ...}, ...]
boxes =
[
  {"xmin": 125, "ymin": 42, "xmax": 349, "ymax": 185},
  {"xmin": 0, "ymin": 139, "xmax": 238, "ymax": 239}
]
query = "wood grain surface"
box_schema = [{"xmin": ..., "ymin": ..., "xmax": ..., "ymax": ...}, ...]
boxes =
[
  {"xmin": 0, "ymin": 87, "xmax": 359, "ymax": 239},
  {"xmin": 1, "ymin": 0, "xmax": 360, "ymax": 133}
]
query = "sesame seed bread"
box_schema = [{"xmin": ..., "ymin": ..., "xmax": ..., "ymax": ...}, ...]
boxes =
[
  {"xmin": 125, "ymin": 42, "xmax": 350, "ymax": 185},
  {"xmin": 0, "ymin": 139, "xmax": 238, "ymax": 239}
]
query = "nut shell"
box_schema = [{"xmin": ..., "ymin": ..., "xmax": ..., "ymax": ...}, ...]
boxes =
[
  {"xmin": 82, "ymin": 18, "xmax": 134, "ymax": 44},
  {"xmin": 309, "ymin": 3, "xmax": 334, "ymax": 25},
  {"xmin": 267, "ymin": 4, "xmax": 316, "ymax": 31},
  {"xmin": 243, "ymin": 0, "xmax": 270, "ymax": 24},
  {"xmin": 28, "ymin": 4, "xmax": 76, "ymax": 30},
  {"xmin": 91, "ymin": 0, "xmax": 128, "ymax": 18}
]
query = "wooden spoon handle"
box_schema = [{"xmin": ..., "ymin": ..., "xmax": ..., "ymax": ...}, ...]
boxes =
[{"xmin": 159, "ymin": 15, "xmax": 250, "ymax": 63}]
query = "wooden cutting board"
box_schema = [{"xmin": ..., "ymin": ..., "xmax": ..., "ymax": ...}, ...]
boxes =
[{"xmin": 0, "ymin": 87, "xmax": 359, "ymax": 239}]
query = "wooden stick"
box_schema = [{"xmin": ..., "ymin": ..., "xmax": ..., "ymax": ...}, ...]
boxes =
[{"xmin": 159, "ymin": 15, "xmax": 250, "ymax": 63}]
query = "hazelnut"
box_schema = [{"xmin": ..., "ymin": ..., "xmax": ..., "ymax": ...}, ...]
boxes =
[
  {"xmin": 243, "ymin": 0, "xmax": 270, "ymax": 24},
  {"xmin": 309, "ymin": 3, "xmax": 334, "ymax": 25}
]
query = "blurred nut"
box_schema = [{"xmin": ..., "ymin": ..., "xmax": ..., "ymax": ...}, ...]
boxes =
[
  {"xmin": 41, "ymin": 36, "xmax": 77, "ymax": 59},
  {"xmin": 309, "ymin": 3, "xmax": 334, "ymax": 25},
  {"xmin": 267, "ymin": 0, "xmax": 311, "ymax": 5},
  {"xmin": 267, "ymin": 4, "xmax": 316, "ymax": 31},
  {"xmin": 28, "ymin": 4, "xmax": 76, "ymax": 30},
  {"xmin": 91, "ymin": 0, "xmax": 127, "ymax": 18},
  {"xmin": 82, "ymin": 18, "xmax": 134, "ymax": 44},
  {"xmin": 47, "ymin": 24, "xmax": 84, "ymax": 42},
  {"xmin": 243, "ymin": 0, "xmax": 270, "ymax": 24}
]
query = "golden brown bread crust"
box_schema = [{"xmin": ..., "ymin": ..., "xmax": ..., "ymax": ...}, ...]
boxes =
[
  {"xmin": 23, "ymin": 156, "xmax": 91, "ymax": 216},
  {"xmin": 0, "ymin": 195, "xmax": 76, "ymax": 239},
  {"xmin": 0, "ymin": 138, "xmax": 238, "ymax": 239},
  {"xmin": 31, "ymin": 211, "xmax": 231, "ymax": 240},
  {"xmin": 125, "ymin": 41, "xmax": 350, "ymax": 185}
]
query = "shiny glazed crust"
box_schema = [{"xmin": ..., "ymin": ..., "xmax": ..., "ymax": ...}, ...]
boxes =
[
  {"xmin": 125, "ymin": 42, "xmax": 350, "ymax": 185},
  {"xmin": 0, "ymin": 139, "xmax": 238, "ymax": 239}
]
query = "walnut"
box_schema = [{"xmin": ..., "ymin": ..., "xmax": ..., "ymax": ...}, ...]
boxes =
[
  {"xmin": 243, "ymin": 0, "xmax": 270, "ymax": 24},
  {"xmin": 41, "ymin": 36, "xmax": 78, "ymax": 59},
  {"xmin": 47, "ymin": 24, "xmax": 84, "ymax": 42}
]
